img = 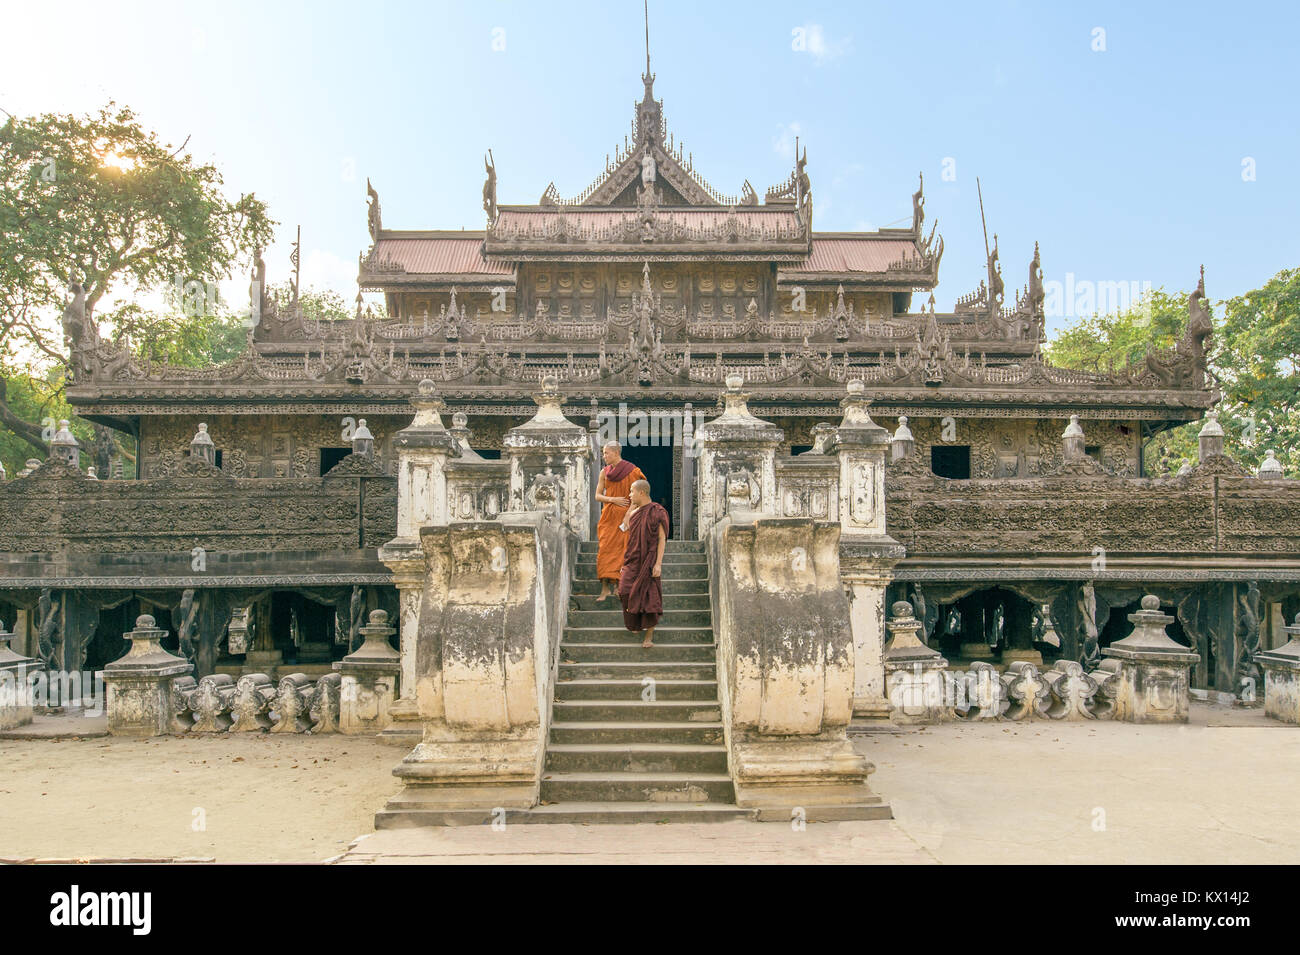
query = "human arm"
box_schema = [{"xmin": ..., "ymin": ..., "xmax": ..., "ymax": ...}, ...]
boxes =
[{"xmin": 653, "ymin": 522, "xmax": 666, "ymax": 577}]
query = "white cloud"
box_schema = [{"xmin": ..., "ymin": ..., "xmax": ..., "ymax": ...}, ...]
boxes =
[{"xmin": 772, "ymin": 121, "xmax": 802, "ymax": 159}]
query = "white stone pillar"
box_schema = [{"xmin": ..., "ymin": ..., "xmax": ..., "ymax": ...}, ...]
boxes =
[
  {"xmin": 502, "ymin": 375, "xmax": 591, "ymax": 538},
  {"xmin": 695, "ymin": 374, "xmax": 783, "ymax": 538},
  {"xmin": 829, "ymin": 380, "xmax": 904, "ymax": 718}
]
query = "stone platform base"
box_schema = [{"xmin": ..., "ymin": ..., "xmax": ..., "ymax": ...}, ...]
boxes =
[{"xmin": 375, "ymin": 799, "xmax": 891, "ymax": 828}]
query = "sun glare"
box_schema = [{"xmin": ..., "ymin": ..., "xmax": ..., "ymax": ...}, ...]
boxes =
[{"xmin": 100, "ymin": 151, "xmax": 137, "ymax": 172}]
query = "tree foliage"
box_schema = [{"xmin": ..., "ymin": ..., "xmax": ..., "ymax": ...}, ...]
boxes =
[
  {"xmin": 1046, "ymin": 271, "xmax": 1299, "ymax": 476},
  {"xmin": 0, "ymin": 102, "xmax": 275, "ymax": 455}
]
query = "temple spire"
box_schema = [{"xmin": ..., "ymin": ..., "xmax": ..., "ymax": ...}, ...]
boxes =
[{"xmin": 644, "ymin": 0, "xmax": 652, "ymax": 79}]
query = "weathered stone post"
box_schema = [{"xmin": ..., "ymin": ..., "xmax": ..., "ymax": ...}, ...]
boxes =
[
  {"xmin": 884, "ymin": 600, "xmax": 950, "ymax": 724},
  {"xmin": 0, "ymin": 620, "xmax": 38, "ymax": 730},
  {"xmin": 1102, "ymin": 595, "xmax": 1200, "ymax": 722},
  {"xmin": 1257, "ymin": 450, "xmax": 1284, "ymax": 480},
  {"xmin": 49, "ymin": 420, "xmax": 80, "ymax": 468},
  {"xmin": 680, "ymin": 401, "xmax": 696, "ymax": 539},
  {"xmin": 190, "ymin": 423, "xmax": 216, "ymax": 466},
  {"xmin": 1257, "ymin": 614, "xmax": 1300, "ymax": 723},
  {"xmin": 102, "ymin": 614, "xmax": 193, "ymax": 736},
  {"xmin": 695, "ymin": 374, "xmax": 782, "ymax": 537},
  {"xmin": 1198, "ymin": 410, "xmax": 1225, "ymax": 460},
  {"xmin": 828, "ymin": 380, "xmax": 905, "ymax": 719},
  {"xmin": 339, "ymin": 609, "xmax": 402, "ymax": 734},
  {"xmin": 889, "ymin": 416, "xmax": 914, "ymax": 462},
  {"xmin": 502, "ymin": 374, "xmax": 591, "ymax": 538},
  {"xmin": 379, "ymin": 379, "xmax": 460, "ymax": 743}
]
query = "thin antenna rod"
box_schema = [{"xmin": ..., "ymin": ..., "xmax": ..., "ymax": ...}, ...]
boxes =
[
  {"xmin": 977, "ymin": 176, "xmax": 990, "ymax": 264},
  {"xmin": 644, "ymin": 0, "xmax": 651, "ymax": 76}
]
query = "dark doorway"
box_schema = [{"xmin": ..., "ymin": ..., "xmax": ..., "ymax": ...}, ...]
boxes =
[{"xmin": 629, "ymin": 442, "xmax": 673, "ymax": 539}]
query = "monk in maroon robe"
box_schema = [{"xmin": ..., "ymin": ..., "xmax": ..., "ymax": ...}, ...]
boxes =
[{"xmin": 617, "ymin": 479, "xmax": 668, "ymax": 648}]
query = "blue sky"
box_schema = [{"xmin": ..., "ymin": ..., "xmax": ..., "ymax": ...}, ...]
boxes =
[{"xmin": 3, "ymin": 0, "xmax": 1297, "ymax": 333}]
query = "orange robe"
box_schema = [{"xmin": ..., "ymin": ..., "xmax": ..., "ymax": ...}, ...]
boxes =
[{"xmin": 596, "ymin": 462, "xmax": 645, "ymax": 581}]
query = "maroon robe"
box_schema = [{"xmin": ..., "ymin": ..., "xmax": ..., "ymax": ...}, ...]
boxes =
[{"xmin": 617, "ymin": 501, "xmax": 668, "ymax": 631}]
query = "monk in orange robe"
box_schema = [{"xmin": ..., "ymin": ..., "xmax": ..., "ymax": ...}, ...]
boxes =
[{"xmin": 594, "ymin": 442, "xmax": 645, "ymax": 603}]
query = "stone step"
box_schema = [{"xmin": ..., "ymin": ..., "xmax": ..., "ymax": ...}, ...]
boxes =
[
  {"xmin": 571, "ymin": 578, "xmax": 708, "ymax": 595},
  {"xmin": 572, "ymin": 564, "xmax": 705, "ymax": 581},
  {"xmin": 567, "ymin": 608, "xmax": 711, "ymax": 627},
  {"xmin": 559, "ymin": 661, "xmax": 716, "ymax": 680},
  {"xmin": 544, "ymin": 743, "xmax": 729, "ymax": 774},
  {"xmin": 570, "ymin": 593, "xmax": 711, "ymax": 611},
  {"xmin": 539, "ymin": 771, "xmax": 736, "ymax": 803},
  {"xmin": 562, "ymin": 626, "xmax": 714, "ymax": 644},
  {"xmin": 375, "ymin": 802, "xmax": 756, "ymax": 828},
  {"xmin": 578, "ymin": 540, "xmax": 704, "ymax": 554},
  {"xmin": 559, "ymin": 642, "xmax": 717, "ymax": 663},
  {"xmin": 552, "ymin": 699, "xmax": 721, "ymax": 722},
  {"xmin": 554, "ymin": 679, "xmax": 719, "ymax": 701},
  {"xmin": 549, "ymin": 720, "xmax": 724, "ymax": 745},
  {"xmin": 576, "ymin": 552, "xmax": 705, "ymax": 566}
]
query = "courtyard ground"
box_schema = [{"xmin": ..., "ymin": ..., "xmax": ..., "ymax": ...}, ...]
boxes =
[{"xmin": 1, "ymin": 701, "xmax": 1295, "ymax": 864}]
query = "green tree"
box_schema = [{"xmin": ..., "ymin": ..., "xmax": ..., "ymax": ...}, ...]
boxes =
[
  {"xmin": 1047, "ymin": 274, "xmax": 1299, "ymax": 476},
  {"xmin": 0, "ymin": 102, "xmax": 275, "ymax": 456},
  {"xmin": 1217, "ymin": 268, "xmax": 1300, "ymax": 476}
]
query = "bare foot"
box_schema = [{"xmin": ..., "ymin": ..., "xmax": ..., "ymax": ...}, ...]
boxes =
[{"xmin": 641, "ymin": 630, "xmax": 654, "ymax": 648}]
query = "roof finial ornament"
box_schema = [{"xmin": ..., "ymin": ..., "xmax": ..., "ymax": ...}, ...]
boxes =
[
  {"xmin": 483, "ymin": 150, "xmax": 498, "ymax": 223},
  {"xmin": 644, "ymin": 0, "xmax": 651, "ymax": 80},
  {"xmin": 912, "ymin": 172, "xmax": 925, "ymax": 234},
  {"xmin": 366, "ymin": 178, "xmax": 382, "ymax": 242}
]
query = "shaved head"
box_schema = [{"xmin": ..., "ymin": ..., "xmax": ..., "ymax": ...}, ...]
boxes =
[{"xmin": 630, "ymin": 479, "xmax": 650, "ymax": 497}]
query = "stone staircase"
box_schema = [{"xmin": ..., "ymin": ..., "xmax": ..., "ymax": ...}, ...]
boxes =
[{"xmin": 525, "ymin": 539, "xmax": 753, "ymax": 823}]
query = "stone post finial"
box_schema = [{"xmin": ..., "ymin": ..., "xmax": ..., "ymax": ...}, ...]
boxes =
[
  {"xmin": 86, "ymin": 466, "xmax": 98, "ymax": 480},
  {"xmin": 838, "ymin": 379, "xmax": 877, "ymax": 428},
  {"xmin": 1198, "ymin": 410, "xmax": 1225, "ymax": 459},
  {"xmin": 190, "ymin": 422, "xmax": 216, "ymax": 466},
  {"xmin": 0, "ymin": 459, "xmax": 7, "ymax": 481},
  {"xmin": 50, "ymin": 419, "xmax": 80, "ymax": 468},
  {"xmin": 1062, "ymin": 414, "xmax": 1085, "ymax": 461},
  {"xmin": 890, "ymin": 415, "xmax": 915, "ymax": 461},
  {"xmin": 410, "ymin": 379, "xmax": 449, "ymax": 430},
  {"xmin": 352, "ymin": 418, "xmax": 375, "ymax": 458},
  {"xmin": 1258, "ymin": 449, "xmax": 1283, "ymax": 480}
]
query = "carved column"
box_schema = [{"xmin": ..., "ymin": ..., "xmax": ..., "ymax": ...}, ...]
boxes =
[
  {"xmin": 1102, "ymin": 595, "xmax": 1200, "ymax": 723},
  {"xmin": 379, "ymin": 379, "xmax": 461, "ymax": 742},
  {"xmin": 884, "ymin": 600, "xmax": 950, "ymax": 724},
  {"xmin": 502, "ymin": 375, "xmax": 590, "ymax": 537},
  {"xmin": 694, "ymin": 374, "xmax": 783, "ymax": 539},
  {"xmin": 0, "ymin": 620, "xmax": 38, "ymax": 730},
  {"xmin": 828, "ymin": 380, "xmax": 904, "ymax": 718},
  {"xmin": 1258, "ymin": 613, "xmax": 1300, "ymax": 723},
  {"xmin": 680, "ymin": 402, "xmax": 696, "ymax": 540},
  {"xmin": 103, "ymin": 614, "xmax": 193, "ymax": 737},
  {"xmin": 339, "ymin": 609, "xmax": 402, "ymax": 734}
]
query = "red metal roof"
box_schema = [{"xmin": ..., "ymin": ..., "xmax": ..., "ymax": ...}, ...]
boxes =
[
  {"xmin": 369, "ymin": 236, "xmax": 513, "ymax": 275},
  {"xmin": 796, "ymin": 236, "xmax": 921, "ymax": 273}
]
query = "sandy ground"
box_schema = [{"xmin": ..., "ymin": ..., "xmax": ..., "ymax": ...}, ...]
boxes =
[
  {"xmin": 2, "ymin": 701, "xmax": 1296, "ymax": 863},
  {"xmin": 0, "ymin": 732, "xmax": 402, "ymax": 863}
]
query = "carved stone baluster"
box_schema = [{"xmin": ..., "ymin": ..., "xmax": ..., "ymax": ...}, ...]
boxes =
[
  {"xmin": 190, "ymin": 674, "xmax": 235, "ymax": 732},
  {"xmin": 309, "ymin": 672, "xmax": 342, "ymax": 733},
  {"xmin": 229, "ymin": 673, "xmax": 275, "ymax": 732},
  {"xmin": 271, "ymin": 673, "xmax": 314, "ymax": 733}
]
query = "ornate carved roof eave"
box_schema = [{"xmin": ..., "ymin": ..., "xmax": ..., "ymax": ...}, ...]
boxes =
[
  {"xmin": 479, "ymin": 243, "xmax": 811, "ymax": 261},
  {"xmin": 359, "ymin": 272, "xmax": 518, "ymax": 289},
  {"xmin": 774, "ymin": 273, "xmax": 936, "ymax": 290},
  {"xmin": 67, "ymin": 382, "xmax": 1217, "ymax": 418}
]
